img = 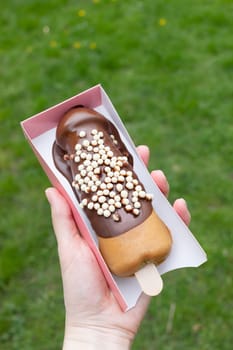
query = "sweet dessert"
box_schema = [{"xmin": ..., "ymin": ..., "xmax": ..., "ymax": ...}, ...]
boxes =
[{"xmin": 53, "ymin": 106, "xmax": 172, "ymax": 277}]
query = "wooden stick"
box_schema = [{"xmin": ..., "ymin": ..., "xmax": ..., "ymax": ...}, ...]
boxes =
[{"xmin": 135, "ymin": 263, "xmax": 163, "ymax": 296}]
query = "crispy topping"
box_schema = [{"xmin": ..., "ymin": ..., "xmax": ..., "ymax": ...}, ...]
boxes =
[
  {"xmin": 67, "ymin": 129, "xmax": 153, "ymax": 220},
  {"xmin": 79, "ymin": 131, "xmax": 86, "ymax": 138}
]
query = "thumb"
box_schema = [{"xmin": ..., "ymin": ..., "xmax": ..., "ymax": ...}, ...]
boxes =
[{"xmin": 45, "ymin": 187, "xmax": 79, "ymax": 244}]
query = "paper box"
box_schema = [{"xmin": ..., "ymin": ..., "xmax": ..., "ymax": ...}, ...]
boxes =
[{"xmin": 21, "ymin": 84, "xmax": 207, "ymax": 311}]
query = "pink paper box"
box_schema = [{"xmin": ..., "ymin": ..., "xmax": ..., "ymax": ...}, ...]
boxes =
[{"xmin": 21, "ymin": 84, "xmax": 207, "ymax": 311}]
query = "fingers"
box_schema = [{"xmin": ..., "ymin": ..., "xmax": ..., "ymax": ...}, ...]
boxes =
[
  {"xmin": 136, "ymin": 146, "xmax": 190, "ymax": 226},
  {"xmin": 173, "ymin": 198, "xmax": 191, "ymax": 226},
  {"xmin": 150, "ymin": 169, "xmax": 191, "ymax": 226},
  {"xmin": 45, "ymin": 187, "xmax": 79, "ymax": 244},
  {"xmin": 137, "ymin": 145, "xmax": 150, "ymax": 167},
  {"xmin": 137, "ymin": 146, "xmax": 169, "ymax": 197},
  {"xmin": 151, "ymin": 170, "xmax": 170, "ymax": 197}
]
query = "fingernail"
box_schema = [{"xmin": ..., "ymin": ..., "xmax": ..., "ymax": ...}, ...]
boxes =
[
  {"xmin": 157, "ymin": 170, "xmax": 169, "ymax": 187},
  {"xmin": 139, "ymin": 144, "xmax": 149, "ymax": 152},
  {"xmin": 180, "ymin": 198, "xmax": 191, "ymax": 224},
  {"xmin": 45, "ymin": 188, "xmax": 52, "ymax": 204},
  {"xmin": 156, "ymin": 169, "xmax": 166, "ymax": 178},
  {"xmin": 180, "ymin": 198, "xmax": 188, "ymax": 208},
  {"xmin": 137, "ymin": 145, "xmax": 150, "ymax": 157}
]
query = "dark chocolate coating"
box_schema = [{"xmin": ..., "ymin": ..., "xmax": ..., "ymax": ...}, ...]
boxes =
[{"xmin": 53, "ymin": 107, "xmax": 152, "ymax": 238}]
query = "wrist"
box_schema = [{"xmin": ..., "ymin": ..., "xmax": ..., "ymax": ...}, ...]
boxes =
[{"xmin": 63, "ymin": 324, "xmax": 132, "ymax": 350}]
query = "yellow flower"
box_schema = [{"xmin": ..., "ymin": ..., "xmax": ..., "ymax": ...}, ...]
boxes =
[
  {"xmin": 26, "ymin": 46, "xmax": 33, "ymax": 53},
  {"xmin": 159, "ymin": 18, "xmax": 167, "ymax": 26},
  {"xmin": 89, "ymin": 42, "xmax": 97, "ymax": 50},
  {"xmin": 73, "ymin": 41, "xmax": 81, "ymax": 49},
  {"xmin": 50, "ymin": 40, "xmax": 58, "ymax": 48},
  {"xmin": 78, "ymin": 9, "xmax": 86, "ymax": 17}
]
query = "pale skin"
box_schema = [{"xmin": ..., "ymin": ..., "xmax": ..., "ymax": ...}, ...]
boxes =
[{"xmin": 45, "ymin": 145, "xmax": 191, "ymax": 350}]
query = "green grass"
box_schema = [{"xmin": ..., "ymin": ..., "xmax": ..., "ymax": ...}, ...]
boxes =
[{"xmin": 1, "ymin": 0, "xmax": 233, "ymax": 349}]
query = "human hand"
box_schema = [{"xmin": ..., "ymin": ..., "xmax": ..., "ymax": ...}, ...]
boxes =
[{"xmin": 45, "ymin": 145, "xmax": 191, "ymax": 350}]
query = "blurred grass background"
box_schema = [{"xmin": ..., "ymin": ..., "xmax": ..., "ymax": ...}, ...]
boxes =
[{"xmin": 0, "ymin": 0, "xmax": 232, "ymax": 349}]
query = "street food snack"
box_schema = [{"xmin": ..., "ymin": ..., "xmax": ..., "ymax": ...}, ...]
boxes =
[{"xmin": 53, "ymin": 106, "xmax": 172, "ymax": 291}]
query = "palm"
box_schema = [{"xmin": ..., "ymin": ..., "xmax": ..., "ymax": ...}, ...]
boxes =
[{"xmin": 60, "ymin": 225, "xmax": 149, "ymax": 336}]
